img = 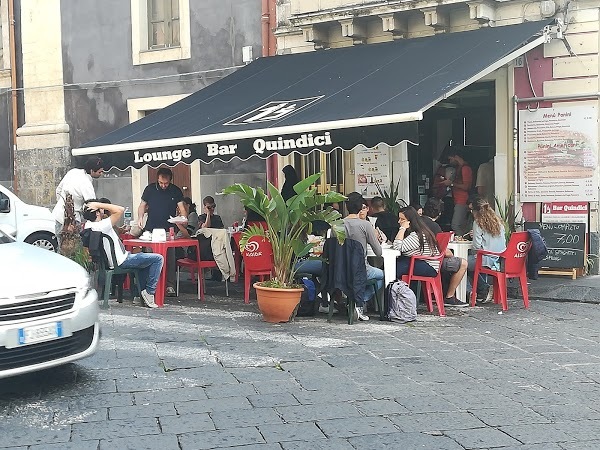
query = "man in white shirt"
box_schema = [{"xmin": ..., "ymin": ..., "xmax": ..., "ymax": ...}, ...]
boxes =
[
  {"xmin": 52, "ymin": 157, "xmax": 105, "ymax": 241},
  {"xmin": 83, "ymin": 200, "xmax": 163, "ymax": 308}
]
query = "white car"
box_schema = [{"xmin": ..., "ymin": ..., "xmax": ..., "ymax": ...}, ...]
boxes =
[
  {"xmin": 0, "ymin": 184, "xmax": 58, "ymax": 252},
  {"xmin": 0, "ymin": 226, "xmax": 99, "ymax": 379}
]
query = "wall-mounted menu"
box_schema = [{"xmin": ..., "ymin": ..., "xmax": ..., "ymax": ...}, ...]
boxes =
[
  {"xmin": 519, "ymin": 106, "xmax": 598, "ymax": 202},
  {"xmin": 354, "ymin": 144, "xmax": 390, "ymax": 198}
]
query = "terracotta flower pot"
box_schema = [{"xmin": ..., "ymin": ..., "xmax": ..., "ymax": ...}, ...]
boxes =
[{"xmin": 254, "ymin": 283, "xmax": 303, "ymax": 323}]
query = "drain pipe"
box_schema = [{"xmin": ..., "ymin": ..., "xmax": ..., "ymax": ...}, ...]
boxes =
[
  {"xmin": 262, "ymin": 0, "xmax": 278, "ymax": 187},
  {"xmin": 8, "ymin": 0, "xmax": 18, "ymax": 193}
]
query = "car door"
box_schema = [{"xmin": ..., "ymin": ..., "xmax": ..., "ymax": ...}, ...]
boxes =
[{"xmin": 0, "ymin": 188, "xmax": 17, "ymax": 232}]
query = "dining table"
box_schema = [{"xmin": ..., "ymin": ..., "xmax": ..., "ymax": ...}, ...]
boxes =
[
  {"xmin": 367, "ymin": 245, "xmax": 401, "ymax": 287},
  {"xmin": 447, "ymin": 239, "xmax": 473, "ymax": 302},
  {"xmin": 122, "ymin": 237, "xmax": 201, "ymax": 307}
]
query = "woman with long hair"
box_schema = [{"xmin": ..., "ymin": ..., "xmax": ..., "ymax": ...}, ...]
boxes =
[
  {"xmin": 468, "ymin": 197, "xmax": 507, "ymax": 302},
  {"xmin": 393, "ymin": 206, "xmax": 440, "ymax": 279}
]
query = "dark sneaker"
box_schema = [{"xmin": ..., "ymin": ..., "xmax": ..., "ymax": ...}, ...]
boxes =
[
  {"xmin": 444, "ymin": 296, "xmax": 468, "ymax": 307},
  {"xmin": 480, "ymin": 286, "xmax": 494, "ymax": 303}
]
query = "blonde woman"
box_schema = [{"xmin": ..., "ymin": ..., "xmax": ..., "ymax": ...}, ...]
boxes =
[{"xmin": 468, "ymin": 198, "xmax": 507, "ymax": 302}]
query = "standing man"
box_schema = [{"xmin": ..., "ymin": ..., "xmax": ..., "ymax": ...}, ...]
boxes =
[
  {"xmin": 137, "ymin": 167, "xmax": 187, "ymax": 297},
  {"xmin": 83, "ymin": 200, "xmax": 163, "ymax": 308},
  {"xmin": 52, "ymin": 156, "xmax": 104, "ymax": 242},
  {"xmin": 443, "ymin": 148, "xmax": 472, "ymax": 235}
]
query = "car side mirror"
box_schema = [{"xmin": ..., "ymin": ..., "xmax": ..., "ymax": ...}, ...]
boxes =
[{"xmin": 0, "ymin": 198, "xmax": 9, "ymax": 213}]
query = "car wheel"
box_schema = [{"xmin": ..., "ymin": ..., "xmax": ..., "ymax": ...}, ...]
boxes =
[{"xmin": 24, "ymin": 231, "xmax": 58, "ymax": 252}]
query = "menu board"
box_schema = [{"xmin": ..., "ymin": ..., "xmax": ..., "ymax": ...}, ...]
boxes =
[
  {"xmin": 354, "ymin": 145, "xmax": 390, "ymax": 198},
  {"xmin": 519, "ymin": 106, "xmax": 598, "ymax": 202},
  {"xmin": 525, "ymin": 222, "xmax": 585, "ymax": 269}
]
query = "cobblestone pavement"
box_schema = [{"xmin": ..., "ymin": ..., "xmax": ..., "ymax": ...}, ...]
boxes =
[{"xmin": 2, "ymin": 286, "xmax": 600, "ymax": 449}]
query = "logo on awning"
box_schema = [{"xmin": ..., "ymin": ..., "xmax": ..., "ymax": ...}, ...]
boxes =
[{"xmin": 224, "ymin": 96, "xmax": 324, "ymax": 125}]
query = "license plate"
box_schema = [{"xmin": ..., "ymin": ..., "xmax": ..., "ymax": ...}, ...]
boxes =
[{"xmin": 18, "ymin": 322, "xmax": 63, "ymax": 345}]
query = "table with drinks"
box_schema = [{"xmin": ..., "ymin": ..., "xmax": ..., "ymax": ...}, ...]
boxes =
[{"xmin": 122, "ymin": 233, "xmax": 200, "ymax": 307}]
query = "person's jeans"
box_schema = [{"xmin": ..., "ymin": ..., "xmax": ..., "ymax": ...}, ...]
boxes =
[
  {"xmin": 295, "ymin": 259, "xmax": 323, "ymax": 275},
  {"xmin": 466, "ymin": 254, "xmax": 489, "ymax": 294},
  {"xmin": 120, "ymin": 252, "xmax": 164, "ymax": 295},
  {"xmin": 364, "ymin": 264, "xmax": 384, "ymax": 306},
  {"xmin": 451, "ymin": 204, "xmax": 470, "ymax": 236}
]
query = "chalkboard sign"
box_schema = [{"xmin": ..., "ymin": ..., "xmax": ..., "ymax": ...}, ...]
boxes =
[{"xmin": 524, "ymin": 222, "xmax": 586, "ymax": 269}]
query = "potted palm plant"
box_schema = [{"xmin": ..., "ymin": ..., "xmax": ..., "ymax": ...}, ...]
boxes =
[{"xmin": 223, "ymin": 173, "xmax": 346, "ymax": 323}]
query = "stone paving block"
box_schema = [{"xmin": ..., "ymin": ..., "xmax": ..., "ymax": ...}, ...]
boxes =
[
  {"xmin": 348, "ymin": 431, "xmax": 464, "ymax": 449},
  {"xmin": 204, "ymin": 382, "xmax": 258, "ymax": 398},
  {"xmin": 531, "ymin": 404, "xmax": 600, "ymax": 422},
  {"xmin": 30, "ymin": 441, "xmax": 100, "ymax": 450},
  {"xmin": 116, "ymin": 375, "xmax": 184, "ymax": 393},
  {"xmin": 388, "ymin": 411, "xmax": 486, "ymax": 432},
  {"xmin": 317, "ymin": 416, "xmax": 398, "ymax": 438},
  {"xmin": 174, "ymin": 396, "xmax": 252, "ymax": 414},
  {"xmin": 178, "ymin": 426, "xmax": 265, "ymax": 449},
  {"xmin": 560, "ymin": 440, "xmax": 600, "ymax": 449},
  {"xmin": 354, "ymin": 399, "xmax": 409, "ymax": 416},
  {"xmin": 276, "ymin": 402, "xmax": 361, "ymax": 423},
  {"xmin": 211, "ymin": 406, "xmax": 283, "ymax": 429},
  {"xmin": 133, "ymin": 386, "xmax": 208, "ymax": 404},
  {"xmin": 258, "ymin": 422, "xmax": 326, "ymax": 443},
  {"xmin": 559, "ymin": 419, "xmax": 600, "ymax": 441},
  {"xmin": 71, "ymin": 417, "xmax": 160, "ymax": 441},
  {"xmin": 68, "ymin": 392, "xmax": 134, "ymax": 409},
  {"xmin": 281, "ymin": 439, "xmax": 354, "ymax": 450},
  {"xmin": 3, "ymin": 425, "xmax": 70, "ymax": 448},
  {"xmin": 229, "ymin": 367, "xmax": 296, "ymax": 382},
  {"xmin": 500, "ymin": 423, "xmax": 573, "ymax": 444},
  {"xmin": 395, "ymin": 394, "xmax": 459, "ymax": 413},
  {"xmin": 220, "ymin": 445, "xmax": 282, "ymax": 450},
  {"xmin": 444, "ymin": 427, "xmax": 522, "ymax": 448},
  {"xmin": 54, "ymin": 408, "xmax": 108, "ymax": 425},
  {"xmin": 159, "ymin": 412, "xmax": 215, "ymax": 434},
  {"xmin": 248, "ymin": 392, "xmax": 300, "ymax": 408},
  {"xmin": 292, "ymin": 388, "xmax": 371, "ymax": 405},
  {"xmin": 469, "ymin": 407, "xmax": 550, "ymax": 426},
  {"xmin": 502, "ymin": 388, "xmax": 571, "ymax": 407},
  {"xmin": 170, "ymin": 366, "xmax": 239, "ymax": 387},
  {"xmin": 86, "ymin": 367, "xmax": 135, "ymax": 381},
  {"xmin": 251, "ymin": 380, "xmax": 304, "ymax": 395},
  {"xmin": 98, "ymin": 433, "xmax": 179, "ymax": 450},
  {"xmin": 108, "ymin": 402, "xmax": 177, "ymax": 419}
]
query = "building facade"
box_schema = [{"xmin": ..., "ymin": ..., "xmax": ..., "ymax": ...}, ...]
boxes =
[
  {"xmin": 273, "ymin": 0, "xmax": 600, "ymax": 271},
  {"xmin": 1, "ymin": 0, "xmax": 264, "ymax": 224}
]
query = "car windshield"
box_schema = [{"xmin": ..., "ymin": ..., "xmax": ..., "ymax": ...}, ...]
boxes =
[{"xmin": 0, "ymin": 229, "xmax": 15, "ymax": 244}]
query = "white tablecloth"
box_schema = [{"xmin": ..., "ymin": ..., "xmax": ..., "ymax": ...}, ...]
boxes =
[
  {"xmin": 447, "ymin": 240, "xmax": 472, "ymax": 302},
  {"xmin": 367, "ymin": 246, "xmax": 401, "ymax": 286}
]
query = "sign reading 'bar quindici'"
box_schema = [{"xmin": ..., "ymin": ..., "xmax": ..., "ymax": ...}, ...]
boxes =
[{"xmin": 133, "ymin": 131, "xmax": 333, "ymax": 163}]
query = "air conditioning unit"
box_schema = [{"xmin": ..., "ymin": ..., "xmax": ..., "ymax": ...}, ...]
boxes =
[{"xmin": 540, "ymin": 0, "xmax": 556, "ymax": 18}]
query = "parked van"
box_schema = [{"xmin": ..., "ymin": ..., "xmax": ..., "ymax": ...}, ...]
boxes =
[{"xmin": 0, "ymin": 185, "xmax": 58, "ymax": 252}]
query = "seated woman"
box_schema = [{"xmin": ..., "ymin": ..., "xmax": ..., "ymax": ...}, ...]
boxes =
[
  {"xmin": 468, "ymin": 197, "xmax": 507, "ymax": 302},
  {"xmin": 393, "ymin": 206, "xmax": 443, "ymax": 295}
]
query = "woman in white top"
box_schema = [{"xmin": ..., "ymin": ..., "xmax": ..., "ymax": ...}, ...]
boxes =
[{"xmin": 393, "ymin": 206, "xmax": 440, "ymax": 278}]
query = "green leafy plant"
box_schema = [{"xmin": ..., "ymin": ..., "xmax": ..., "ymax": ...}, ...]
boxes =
[
  {"xmin": 223, "ymin": 173, "xmax": 346, "ymax": 289},
  {"xmin": 495, "ymin": 194, "xmax": 521, "ymax": 244},
  {"xmin": 374, "ymin": 180, "xmax": 407, "ymax": 217}
]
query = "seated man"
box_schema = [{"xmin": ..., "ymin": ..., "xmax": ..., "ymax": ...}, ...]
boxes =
[
  {"xmin": 368, "ymin": 196, "xmax": 399, "ymax": 242},
  {"xmin": 421, "ymin": 198, "xmax": 468, "ymax": 306},
  {"xmin": 83, "ymin": 200, "xmax": 163, "ymax": 308},
  {"xmin": 344, "ymin": 193, "xmax": 384, "ymax": 321}
]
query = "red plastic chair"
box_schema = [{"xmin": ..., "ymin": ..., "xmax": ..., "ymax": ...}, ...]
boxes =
[
  {"xmin": 470, "ymin": 231, "xmax": 531, "ymax": 311},
  {"xmin": 176, "ymin": 248, "xmax": 229, "ymax": 301},
  {"xmin": 401, "ymin": 232, "xmax": 453, "ymax": 317},
  {"xmin": 242, "ymin": 236, "xmax": 274, "ymax": 303}
]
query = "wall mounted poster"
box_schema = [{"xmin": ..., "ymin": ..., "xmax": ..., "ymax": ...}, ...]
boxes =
[
  {"xmin": 355, "ymin": 144, "xmax": 390, "ymax": 198},
  {"xmin": 519, "ymin": 106, "xmax": 598, "ymax": 202}
]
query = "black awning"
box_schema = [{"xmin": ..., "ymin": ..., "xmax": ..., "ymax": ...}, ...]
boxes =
[{"xmin": 73, "ymin": 20, "xmax": 549, "ymax": 170}]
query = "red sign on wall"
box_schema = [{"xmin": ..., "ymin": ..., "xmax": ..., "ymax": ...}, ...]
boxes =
[{"xmin": 542, "ymin": 202, "xmax": 588, "ymax": 224}]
